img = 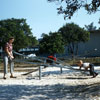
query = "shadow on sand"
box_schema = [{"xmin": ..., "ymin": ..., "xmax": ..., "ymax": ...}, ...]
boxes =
[{"xmin": 0, "ymin": 83, "xmax": 100, "ymax": 100}]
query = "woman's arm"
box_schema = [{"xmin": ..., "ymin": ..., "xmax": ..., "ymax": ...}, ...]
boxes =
[
  {"xmin": 5, "ymin": 47, "xmax": 14, "ymax": 59},
  {"xmin": 85, "ymin": 66, "xmax": 89, "ymax": 70}
]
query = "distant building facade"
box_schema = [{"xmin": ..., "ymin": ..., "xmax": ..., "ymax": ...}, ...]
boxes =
[
  {"xmin": 64, "ymin": 30, "xmax": 100, "ymax": 57},
  {"xmin": 78, "ymin": 30, "xmax": 100, "ymax": 57}
]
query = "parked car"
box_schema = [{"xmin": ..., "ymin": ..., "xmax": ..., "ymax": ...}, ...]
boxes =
[{"xmin": 25, "ymin": 54, "xmax": 36, "ymax": 59}]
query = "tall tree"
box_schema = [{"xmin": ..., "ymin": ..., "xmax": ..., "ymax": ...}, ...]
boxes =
[
  {"xmin": 98, "ymin": 18, "xmax": 100, "ymax": 30},
  {"xmin": 0, "ymin": 18, "xmax": 38, "ymax": 51},
  {"xmin": 84, "ymin": 22, "xmax": 97, "ymax": 31},
  {"xmin": 48, "ymin": 0, "xmax": 100, "ymax": 19},
  {"xmin": 58, "ymin": 23, "xmax": 90, "ymax": 56},
  {"xmin": 39, "ymin": 32, "xmax": 64, "ymax": 55}
]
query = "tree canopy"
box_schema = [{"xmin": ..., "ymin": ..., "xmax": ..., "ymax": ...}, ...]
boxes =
[
  {"xmin": 39, "ymin": 32, "xmax": 64, "ymax": 55},
  {"xmin": 58, "ymin": 23, "xmax": 90, "ymax": 56},
  {"xmin": 84, "ymin": 22, "xmax": 97, "ymax": 31},
  {"xmin": 0, "ymin": 18, "xmax": 38, "ymax": 51},
  {"xmin": 48, "ymin": 0, "xmax": 100, "ymax": 19}
]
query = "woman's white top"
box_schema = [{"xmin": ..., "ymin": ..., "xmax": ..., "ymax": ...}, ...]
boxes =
[{"xmin": 82, "ymin": 63, "xmax": 90, "ymax": 68}]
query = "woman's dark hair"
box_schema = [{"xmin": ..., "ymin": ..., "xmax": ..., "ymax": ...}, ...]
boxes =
[{"xmin": 9, "ymin": 37, "xmax": 14, "ymax": 40}]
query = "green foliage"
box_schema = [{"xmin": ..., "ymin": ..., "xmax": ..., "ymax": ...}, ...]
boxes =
[
  {"xmin": 58, "ymin": 23, "xmax": 90, "ymax": 55},
  {"xmin": 0, "ymin": 18, "xmax": 38, "ymax": 51},
  {"xmin": 48, "ymin": 0, "xmax": 100, "ymax": 19},
  {"xmin": 39, "ymin": 32, "xmax": 64, "ymax": 55},
  {"xmin": 84, "ymin": 22, "xmax": 97, "ymax": 31}
]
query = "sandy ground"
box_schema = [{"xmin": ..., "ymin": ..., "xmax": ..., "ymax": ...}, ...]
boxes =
[{"xmin": 0, "ymin": 66, "xmax": 100, "ymax": 100}]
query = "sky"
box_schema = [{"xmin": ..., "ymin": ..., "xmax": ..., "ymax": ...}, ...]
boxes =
[{"xmin": 0, "ymin": 0, "xmax": 100, "ymax": 39}]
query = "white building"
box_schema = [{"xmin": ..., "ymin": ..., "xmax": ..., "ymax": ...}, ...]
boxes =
[{"xmin": 77, "ymin": 30, "xmax": 100, "ymax": 57}]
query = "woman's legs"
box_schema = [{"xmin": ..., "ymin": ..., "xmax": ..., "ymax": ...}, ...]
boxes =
[
  {"xmin": 89, "ymin": 64, "xmax": 98, "ymax": 77},
  {"xmin": 9, "ymin": 59, "xmax": 16, "ymax": 78},
  {"xmin": 3, "ymin": 56, "xmax": 8, "ymax": 79},
  {"xmin": 9, "ymin": 58, "xmax": 14, "ymax": 76}
]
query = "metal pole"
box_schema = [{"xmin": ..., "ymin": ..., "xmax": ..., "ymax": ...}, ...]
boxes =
[
  {"xmin": 39, "ymin": 66, "xmax": 42, "ymax": 80},
  {"xmin": 60, "ymin": 66, "xmax": 62, "ymax": 73}
]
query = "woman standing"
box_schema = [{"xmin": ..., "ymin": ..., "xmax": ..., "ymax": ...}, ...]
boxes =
[{"xmin": 3, "ymin": 37, "xmax": 16, "ymax": 79}]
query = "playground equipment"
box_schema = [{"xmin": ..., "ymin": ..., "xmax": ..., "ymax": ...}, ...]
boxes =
[
  {"xmin": 13, "ymin": 51, "xmax": 65, "ymax": 79},
  {"xmin": 13, "ymin": 51, "xmax": 89, "ymax": 80},
  {"xmin": 0, "ymin": 51, "xmax": 89, "ymax": 80}
]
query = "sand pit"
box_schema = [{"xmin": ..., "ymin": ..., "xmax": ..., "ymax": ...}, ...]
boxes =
[{"xmin": 0, "ymin": 66, "xmax": 100, "ymax": 100}]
